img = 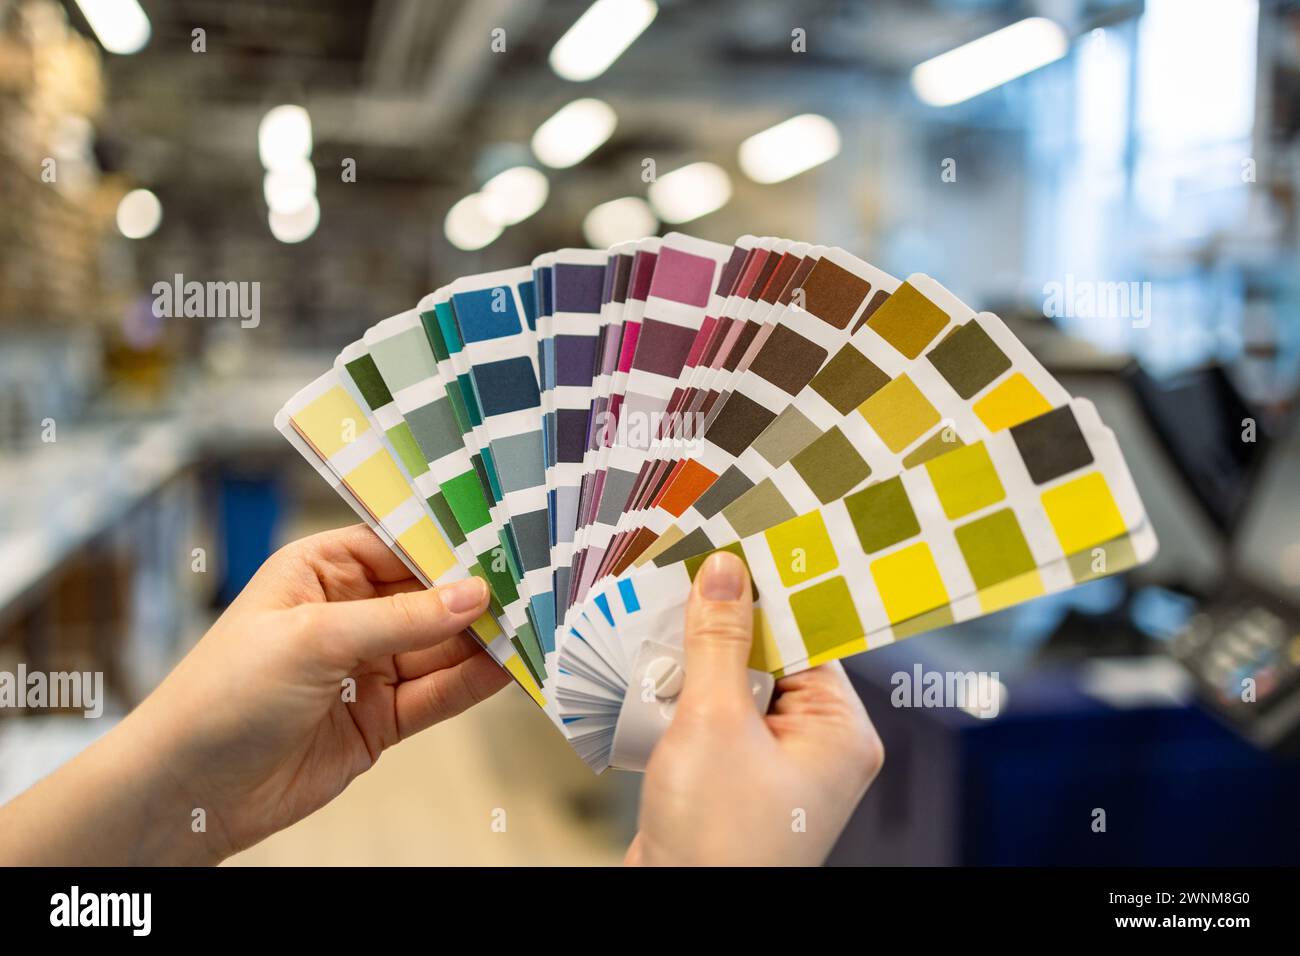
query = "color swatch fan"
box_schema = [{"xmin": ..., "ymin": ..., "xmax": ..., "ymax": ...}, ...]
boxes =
[{"xmin": 276, "ymin": 232, "xmax": 1157, "ymax": 773}]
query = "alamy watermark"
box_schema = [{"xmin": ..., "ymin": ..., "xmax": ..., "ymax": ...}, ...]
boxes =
[
  {"xmin": 50, "ymin": 886, "xmax": 150, "ymax": 936},
  {"xmin": 890, "ymin": 665, "xmax": 1002, "ymax": 719},
  {"xmin": 0, "ymin": 664, "xmax": 104, "ymax": 718},
  {"xmin": 152, "ymin": 273, "xmax": 260, "ymax": 328},
  {"xmin": 1043, "ymin": 275, "xmax": 1151, "ymax": 329},
  {"xmin": 590, "ymin": 409, "xmax": 708, "ymax": 452}
]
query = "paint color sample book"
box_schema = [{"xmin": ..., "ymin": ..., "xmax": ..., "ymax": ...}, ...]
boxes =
[{"xmin": 276, "ymin": 232, "xmax": 1156, "ymax": 772}]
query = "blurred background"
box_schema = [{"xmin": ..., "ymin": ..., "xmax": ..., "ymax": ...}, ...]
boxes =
[{"xmin": 2, "ymin": 0, "xmax": 1299, "ymax": 865}]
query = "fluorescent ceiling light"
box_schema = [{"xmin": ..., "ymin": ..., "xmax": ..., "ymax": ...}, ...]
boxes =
[
  {"xmin": 531, "ymin": 98, "xmax": 617, "ymax": 169},
  {"xmin": 583, "ymin": 197, "xmax": 657, "ymax": 248},
  {"xmin": 481, "ymin": 166, "xmax": 550, "ymax": 225},
  {"xmin": 258, "ymin": 105, "xmax": 313, "ymax": 171},
  {"xmin": 445, "ymin": 194, "xmax": 502, "ymax": 251},
  {"xmin": 116, "ymin": 188, "xmax": 161, "ymax": 239},
  {"xmin": 269, "ymin": 195, "xmax": 320, "ymax": 244},
  {"xmin": 738, "ymin": 114, "xmax": 841, "ymax": 184},
  {"xmin": 549, "ymin": 0, "xmax": 658, "ymax": 82},
  {"xmin": 648, "ymin": 162, "xmax": 732, "ymax": 224},
  {"xmin": 75, "ymin": 0, "xmax": 151, "ymax": 55},
  {"xmin": 263, "ymin": 160, "xmax": 317, "ymax": 215},
  {"xmin": 911, "ymin": 17, "xmax": 1069, "ymax": 107}
]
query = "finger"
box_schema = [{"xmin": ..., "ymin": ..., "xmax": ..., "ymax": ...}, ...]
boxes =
[
  {"xmin": 394, "ymin": 647, "xmax": 511, "ymax": 737},
  {"xmin": 395, "ymin": 630, "xmax": 482, "ymax": 681},
  {"xmin": 770, "ymin": 660, "xmax": 859, "ymax": 712},
  {"xmin": 766, "ymin": 661, "xmax": 876, "ymax": 753},
  {"xmin": 297, "ymin": 523, "xmax": 420, "ymax": 585},
  {"xmin": 678, "ymin": 551, "xmax": 756, "ymax": 715},
  {"xmin": 300, "ymin": 577, "xmax": 489, "ymax": 663},
  {"xmin": 375, "ymin": 578, "xmax": 424, "ymax": 598}
]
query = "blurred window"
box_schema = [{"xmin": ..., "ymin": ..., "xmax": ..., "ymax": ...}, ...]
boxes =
[{"xmin": 1027, "ymin": 0, "xmax": 1259, "ymax": 368}]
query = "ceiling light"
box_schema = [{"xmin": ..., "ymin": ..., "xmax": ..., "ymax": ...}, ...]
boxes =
[
  {"xmin": 481, "ymin": 166, "xmax": 549, "ymax": 225},
  {"xmin": 258, "ymin": 105, "xmax": 313, "ymax": 171},
  {"xmin": 583, "ymin": 197, "xmax": 657, "ymax": 247},
  {"xmin": 263, "ymin": 160, "xmax": 317, "ymax": 215},
  {"xmin": 444, "ymin": 194, "xmax": 502, "ymax": 251},
  {"xmin": 738, "ymin": 114, "xmax": 841, "ymax": 184},
  {"xmin": 549, "ymin": 0, "xmax": 658, "ymax": 82},
  {"xmin": 531, "ymin": 98, "xmax": 617, "ymax": 169},
  {"xmin": 647, "ymin": 162, "xmax": 731, "ymax": 224},
  {"xmin": 269, "ymin": 195, "xmax": 320, "ymax": 243},
  {"xmin": 911, "ymin": 17, "xmax": 1069, "ymax": 107},
  {"xmin": 116, "ymin": 188, "xmax": 161, "ymax": 239},
  {"xmin": 74, "ymin": 0, "xmax": 151, "ymax": 55}
]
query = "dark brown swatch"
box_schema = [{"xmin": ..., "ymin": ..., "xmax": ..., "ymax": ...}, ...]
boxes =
[
  {"xmin": 1010, "ymin": 405, "xmax": 1094, "ymax": 484},
  {"xmin": 809, "ymin": 345, "xmax": 890, "ymax": 415},
  {"xmin": 851, "ymin": 288, "xmax": 892, "ymax": 333},
  {"xmin": 926, "ymin": 318, "xmax": 1012, "ymax": 399},
  {"xmin": 799, "ymin": 258, "xmax": 873, "ymax": 329},
  {"xmin": 705, "ymin": 390, "xmax": 778, "ymax": 458},
  {"xmin": 747, "ymin": 324, "xmax": 829, "ymax": 396}
]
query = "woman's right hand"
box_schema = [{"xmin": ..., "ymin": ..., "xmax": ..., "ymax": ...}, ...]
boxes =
[{"xmin": 627, "ymin": 551, "xmax": 885, "ymax": 866}]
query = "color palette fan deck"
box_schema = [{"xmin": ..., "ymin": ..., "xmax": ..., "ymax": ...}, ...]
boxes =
[{"xmin": 276, "ymin": 232, "xmax": 1156, "ymax": 772}]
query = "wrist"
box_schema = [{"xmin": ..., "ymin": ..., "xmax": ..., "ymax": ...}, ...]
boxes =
[{"xmin": 118, "ymin": 699, "xmax": 236, "ymax": 865}]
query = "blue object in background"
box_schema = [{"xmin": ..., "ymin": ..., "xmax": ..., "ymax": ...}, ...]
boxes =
[
  {"xmin": 216, "ymin": 474, "xmax": 282, "ymax": 606},
  {"xmin": 830, "ymin": 645, "xmax": 1300, "ymax": 866}
]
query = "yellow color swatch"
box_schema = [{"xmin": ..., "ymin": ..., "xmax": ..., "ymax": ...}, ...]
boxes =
[
  {"xmin": 750, "ymin": 608, "xmax": 782, "ymax": 673},
  {"xmin": 1041, "ymin": 471, "xmax": 1127, "ymax": 555},
  {"xmin": 293, "ymin": 385, "xmax": 370, "ymax": 457},
  {"xmin": 972, "ymin": 372, "xmax": 1051, "ymax": 431},
  {"xmin": 504, "ymin": 654, "xmax": 546, "ymax": 708},
  {"xmin": 870, "ymin": 541, "xmax": 950, "ymax": 624},
  {"xmin": 977, "ymin": 568, "xmax": 1045, "ymax": 613},
  {"xmin": 858, "ymin": 374, "xmax": 941, "ymax": 453},
  {"xmin": 470, "ymin": 610, "xmax": 502, "ymax": 641},
  {"xmin": 345, "ymin": 450, "xmax": 412, "ymax": 518},
  {"xmin": 925, "ymin": 441, "xmax": 1006, "ymax": 519},
  {"xmin": 396, "ymin": 516, "xmax": 457, "ymax": 581},
  {"xmin": 764, "ymin": 511, "xmax": 839, "ymax": 587}
]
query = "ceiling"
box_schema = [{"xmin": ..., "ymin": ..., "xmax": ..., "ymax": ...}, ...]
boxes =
[{"xmin": 51, "ymin": 0, "xmax": 1144, "ymax": 336}]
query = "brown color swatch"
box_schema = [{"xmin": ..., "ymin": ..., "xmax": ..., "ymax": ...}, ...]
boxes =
[
  {"xmin": 925, "ymin": 318, "xmax": 1012, "ymax": 399},
  {"xmin": 751, "ymin": 405, "xmax": 821, "ymax": 468},
  {"xmin": 852, "ymin": 288, "xmax": 892, "ymax": 333},
  {"xmin": 1010, "ymin": 405, "xmax": 1094, "ymax": 484},
  {"xmin": 747, "ymin": 324, "xmax": 829, "ymax": 396},
  {"xmin": 800, "ymin": 258, "xmax": 873, "ymax": 329},
  {"xmin": 809, "ymin": 346, "xmax": 890, "ymax": 415},
  {"xmin": 722, "ymin": 478, "xmax": 798, "ymax": 537},
  {"xmin": 777, "ymin": 257, "xmax": 818, "ymax": 306},
  {"xmin": 791, "ymin": 426, "xmax": 872, "ymax": 503},
  {"xmin": 704, "ymin": 391, "xmax": 778, "ymax": 458}
]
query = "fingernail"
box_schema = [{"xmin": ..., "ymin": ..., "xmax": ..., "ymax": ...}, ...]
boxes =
[
  {"xmin": 698, "ymin": 551, "xmax": 746, "ymax": 601},
  {"xmin": 441, "ymin": 577, "xmax": 487, "ymax": 613}
]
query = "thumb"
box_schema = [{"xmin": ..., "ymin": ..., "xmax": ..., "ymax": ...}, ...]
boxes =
[
  {"xmin": 678, "ymin": 551, "xmax": 755, "ymax": 716},
  {"xmin": 300, "ymin": 576, "xmax": 490, "ymax": 663}
]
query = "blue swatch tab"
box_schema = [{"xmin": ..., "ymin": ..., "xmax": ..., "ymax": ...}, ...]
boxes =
[
  {"xmin": 618, "ymin": 578, "xmax": 640, "ymax": 614},
  {"xmin": 593, "ymin": 592, "xmax": 614, "ymax": 626},
  {"xmin": 452, "ymin": 286, "xmax": 522, "ymax": 343},
  {"xmin": 472, "ymin": 356, "xmax": 540, "ymax": 416}
]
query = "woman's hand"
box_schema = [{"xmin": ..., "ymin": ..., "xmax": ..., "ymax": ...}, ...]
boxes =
[
  {"xmin": 0, "ymin": 524, "xmax": 508, "ymax": 865},
  {"xmin": 627, "ymin": 551, "xmax": 885, "ymax": 866}
]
